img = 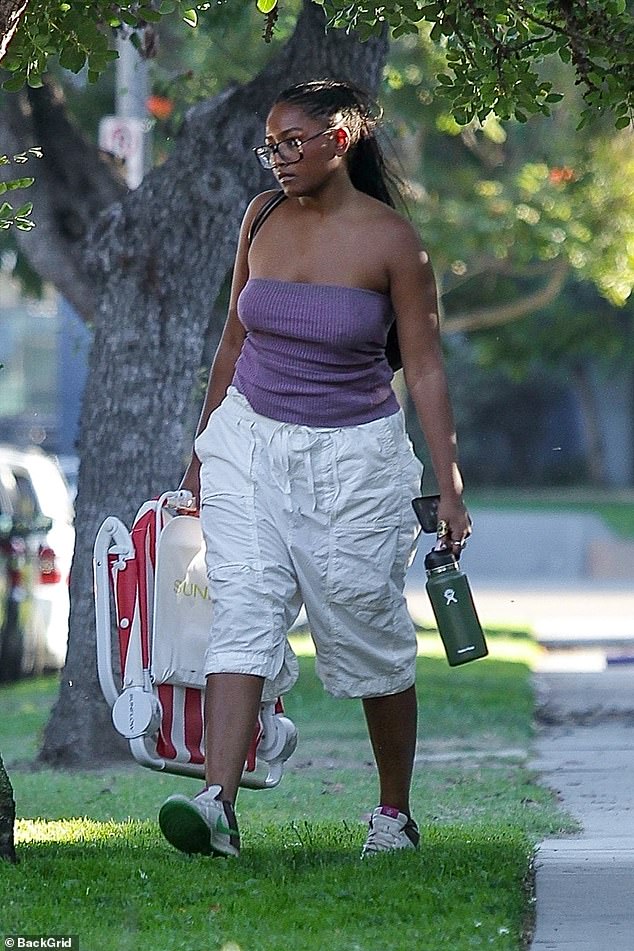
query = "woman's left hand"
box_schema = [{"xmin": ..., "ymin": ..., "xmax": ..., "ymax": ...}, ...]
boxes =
[{"xmin": 436, "ymin": 497, "xmax": 472, "ymax": 556}]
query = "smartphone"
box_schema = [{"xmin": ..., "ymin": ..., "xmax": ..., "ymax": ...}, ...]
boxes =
[{"xmin": 411, "ymin": 494, "xmax": 440, "ymax": 534}]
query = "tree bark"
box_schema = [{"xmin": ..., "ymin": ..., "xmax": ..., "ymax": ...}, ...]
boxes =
[
  {"xmin": 572, "ymin": 361, "xmax": 606, "ymax": 486},
  {"xmin": 0, "ymin": 0, "xmax": 28, "ymax": 63},
  {"xmin": 37, "ymin": 1, "xmax": 388, "ymax": 766},
  {"xmin": 0, "ymin": 752, "xmax": 18, "ymax": 863}
]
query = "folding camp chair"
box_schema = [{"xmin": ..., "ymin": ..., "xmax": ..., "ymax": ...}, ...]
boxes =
[{"xmin": 94, "ymin": 491, "xmax": 297, "ymax": 788}]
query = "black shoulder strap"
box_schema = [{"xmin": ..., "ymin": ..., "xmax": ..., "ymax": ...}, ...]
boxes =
[{"xmin": 247, "ymin": 191, "xmax": 287, "ymax": 245}]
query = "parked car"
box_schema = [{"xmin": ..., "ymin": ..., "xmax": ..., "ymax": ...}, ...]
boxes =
[
  {"xmin": 0, "ymin": 459, "xmax": 41, "ymax": 681},
  {"xmin": 0, "ymin": 446, "xmax": 75, "ymax": 680},
  {"xmin": 0, "ymin": 478, "xmax": 36, "ymax": 681}
]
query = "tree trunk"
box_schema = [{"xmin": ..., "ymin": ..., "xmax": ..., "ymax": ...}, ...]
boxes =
[
  {"xmin": 572, "ymin": 361, "xmax": 606, "ymax": 486},
  {"xmin": 0, "ymin": 752, "xmax": 18, "ymax": 863},
  {"xmin": 38, "ymin": 1, "xmax": 388, "ymax": 766}
]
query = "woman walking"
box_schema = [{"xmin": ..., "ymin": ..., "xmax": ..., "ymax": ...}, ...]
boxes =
[{"xmin": 158, "ymin": 78, "xmax": 471, "ymax": 859}]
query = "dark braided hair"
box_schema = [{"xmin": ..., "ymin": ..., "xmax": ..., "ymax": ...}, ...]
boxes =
[
  {"xmin": 272, "ymin": 79, "xmax": 402, "ymax": 210},
  {"xmin": 271, "ymin": 79, "xmax": 405, "ymax": 371}
]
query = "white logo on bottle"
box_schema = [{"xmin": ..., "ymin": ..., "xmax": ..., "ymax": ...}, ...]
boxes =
[{"xmin": 443, "ymin": 588, "xmax": 458, "ymax": 605}]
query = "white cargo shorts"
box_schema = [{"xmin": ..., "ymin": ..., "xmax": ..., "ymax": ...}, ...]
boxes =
[{"xmin": 195, "ymin": 386, "xmax": 423, "ymax": 700}]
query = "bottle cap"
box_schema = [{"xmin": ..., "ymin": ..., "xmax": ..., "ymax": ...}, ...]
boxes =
[{"xmin": 424, "ymin": 548, "xmax": 457, "ymax": 571}]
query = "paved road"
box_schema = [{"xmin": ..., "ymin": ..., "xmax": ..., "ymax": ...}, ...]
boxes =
[
  {"xmin": 406, "ymin": 506, "xmax": 634, "ymax": 650},
  {"xmin": 408, "ymin": 508, "xmax": 617, "ymax": 585}
]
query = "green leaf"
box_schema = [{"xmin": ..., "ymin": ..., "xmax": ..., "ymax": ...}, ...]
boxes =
[
  {"xmin": 182, "ymin": 8, "xmax": 198, "ymax": 26},
  {"xmin": 402, "ymin": 6, "xmax": 427, "ymax": 22},
  {"xmin": 58, "ymin": 45, "xmax": 86, "ymax": 73},
  {"xmin": 256, "ymin": 0, "xmax": 278, "ymax": 12},
  {"xmin": 614, "ymin": 115, "xmax": 631, "ymax": 129},
  {"xmin": 3, "ymin": 75, "xmax": 26, "ymax": 92},
  {"xmin": 3, "ymin": 177, "xmax": 35, "ymax": 191},
  {"xmin": 14, "ymin": 201, "xmax": 34, "ymax": 218},
  {"xmin": 355, "ymin": 20, "xmax": 377, "ymax": 41},
  {"xmin": 137, "ymin": 7, "xmax": 163, "ymax": 22}
]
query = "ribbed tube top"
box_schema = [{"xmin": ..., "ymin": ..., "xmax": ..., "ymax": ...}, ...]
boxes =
[{"xmin": 232, "ymin": 278, "xmax": 399, "ymax": 427}]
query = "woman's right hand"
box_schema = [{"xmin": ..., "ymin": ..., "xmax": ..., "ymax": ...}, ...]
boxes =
[{"xmin": 178, "ymin": 458, "xmax": 201, "ymax": 512}]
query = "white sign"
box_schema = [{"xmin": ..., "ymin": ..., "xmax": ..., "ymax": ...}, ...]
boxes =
[{"xmin": 99, "ymin": 115, "xmax": 146, "ymax": 189}]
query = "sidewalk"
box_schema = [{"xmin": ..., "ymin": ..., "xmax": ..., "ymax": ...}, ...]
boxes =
[
  {"xmin": 409, "ymin": 587, "xmax": 634, "ymax": 951},
  {"xmin": 405, "ymin": 571, "xmax": 634, "ymax": 949},
  {"xmin": 405, "ymin": 507, "xmax": 634, "ymax": 949},
  {"xmin": 529, "ymin": 667, "xmax": 634, "ymax": 951}
]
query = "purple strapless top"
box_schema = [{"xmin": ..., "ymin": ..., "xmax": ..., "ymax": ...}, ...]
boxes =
[{"xmin": 232, "ymin": 278, "xmax": 399, "ymax": 427}]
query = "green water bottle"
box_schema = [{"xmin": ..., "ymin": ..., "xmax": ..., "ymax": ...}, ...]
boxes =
[{"xmin": 424, "ymin": 548, "xmax": 488, "ymax": 666}]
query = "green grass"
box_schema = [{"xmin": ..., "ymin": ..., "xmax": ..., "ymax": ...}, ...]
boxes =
[{"xmin": 0, "ymin": 647, "xmax": 572, "ymax": 951}]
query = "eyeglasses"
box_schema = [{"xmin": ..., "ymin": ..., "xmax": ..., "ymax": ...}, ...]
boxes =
[{"xmin": 253, "ymin": 127, "xmax": 336, "ymax": 170}]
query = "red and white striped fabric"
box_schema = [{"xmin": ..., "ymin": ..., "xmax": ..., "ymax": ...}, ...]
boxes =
[
  {"xmin": 109, "ymin": 499, "xmax": 263, "ymax": 773},
  {"xmin": 109, "ymin": 500, "xmax": 169, "ymax": 687}
]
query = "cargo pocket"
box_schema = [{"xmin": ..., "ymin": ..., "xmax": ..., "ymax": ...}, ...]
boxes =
[
  {"xmin": 207, "ymin": 563, "xmax": 270, "ymax": 649},
  {"xmin": 328, "ymin": 524, "xmax": 399, "ymax": 625},
  {"xmin": 199, "ymin": 417, "xmax": 256, "ymax": 506}
]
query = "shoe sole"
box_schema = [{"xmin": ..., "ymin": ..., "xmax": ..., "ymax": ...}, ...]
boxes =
[
  {"xmin": 361, "ymin": 840, "xmax": 418, "ymax": 857},
  {"xmin": 158, "ymin": 799, "xmax": 238, "ymax": 857}
]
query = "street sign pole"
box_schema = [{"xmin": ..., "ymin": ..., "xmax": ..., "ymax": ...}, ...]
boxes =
[{"xmin": 98, "ymin": 30, "xmax": 150, "ymax": 188}]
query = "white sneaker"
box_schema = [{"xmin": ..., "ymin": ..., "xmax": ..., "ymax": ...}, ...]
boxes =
[
  {"xmin": 158, "ymin": 784, "xmax": 240, "ymax": 857},
  {"xmin": 361, "ymin": 806, "xmax": 419, "ymax": 857}
]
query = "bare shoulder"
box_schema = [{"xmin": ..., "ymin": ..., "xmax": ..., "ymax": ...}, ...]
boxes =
[
  {"xmin": 383, "ymin": 214, "xmax": 435, "ymax": 290},
  {"xmin": 360, "ymin": 196, "xmax": 428, "ymax": 261},
  {"xmin": 382, "ymin": 206, "xmax": 427, "ymax": 257}
]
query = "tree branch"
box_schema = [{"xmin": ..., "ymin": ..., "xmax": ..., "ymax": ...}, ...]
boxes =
[
  {"xmin": 443, "ymin": 259, "xmax": 568, "ymax": 333},
  {"xmin": 441, "ymin": 258, "xmax": 564, "ymax": 295},
  {"xmin": 0, "ymin": 0, "xmax": 28, "ymax": 63},
  {"xmin": 0, "ymin": 78, "xmax": 128, "ymax": 322}
]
